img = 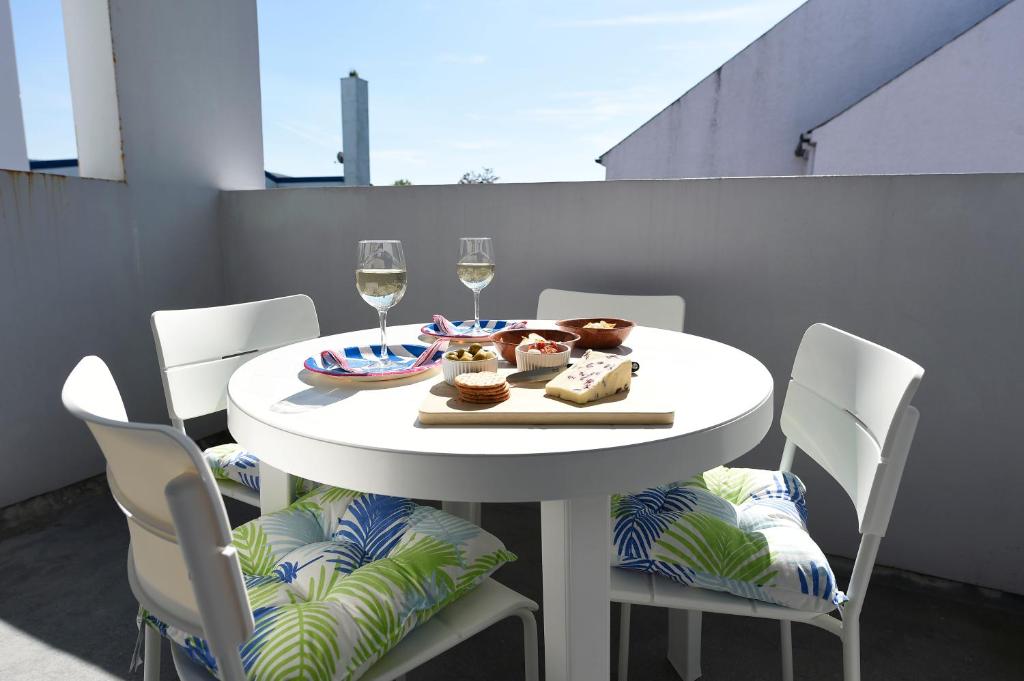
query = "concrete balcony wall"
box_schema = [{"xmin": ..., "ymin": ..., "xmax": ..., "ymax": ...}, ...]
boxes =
[
  {"xmin": 0, "ymin": 0, "xmax": 264, "ymax": 507},
  {"xmin": 221, "ymin": 173, "xmax": 1024, "ymax": 595}
]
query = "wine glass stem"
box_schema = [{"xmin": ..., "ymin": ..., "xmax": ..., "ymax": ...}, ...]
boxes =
[
  {"xmin": 473, "ymin": 290, "xmax": 481, "ymax": 330},
  {"xmin": 378, "ymin": 309, "xmax": 388, "ymax": 360}
]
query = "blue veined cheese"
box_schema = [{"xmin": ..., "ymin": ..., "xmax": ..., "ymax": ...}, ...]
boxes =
[{"xmin": 545, "ymin": 350, "xmax": 631, "ymax": 404}]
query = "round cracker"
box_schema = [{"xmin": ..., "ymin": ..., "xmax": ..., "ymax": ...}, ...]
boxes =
[
  {"xmin": 458, "ymin": 387, "xmax": 510, "ymax": 399},
  {"xmin": 460, "ymin": 393, "xmax": 510, "ymax": 404},
  {"xmin": 454, "ymin": 372, "xmax": 507, "ymax": 389}
]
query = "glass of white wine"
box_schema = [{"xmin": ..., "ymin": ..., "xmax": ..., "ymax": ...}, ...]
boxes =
[
  {"xmin": 457, "ymin": 237, "xmax": 495, "ymax": 333},
  {"xmin": 356, "ymin": 240, "xmax": 407, "ymax": 363}
]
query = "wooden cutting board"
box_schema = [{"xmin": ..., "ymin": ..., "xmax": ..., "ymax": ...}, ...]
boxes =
[{"xmin": 418, "ymin": 370, "xmax": 674, "ymax": 426}]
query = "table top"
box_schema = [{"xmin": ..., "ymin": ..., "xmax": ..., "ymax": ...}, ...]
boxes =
[{"xmin": 227, "ymin": 323, "xmax": 774, "ymax": 502}]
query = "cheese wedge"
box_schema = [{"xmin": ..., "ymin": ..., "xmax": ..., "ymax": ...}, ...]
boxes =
[{"xmin": 545, "ymin": 350, "xmax": 631, "ymax": 404}]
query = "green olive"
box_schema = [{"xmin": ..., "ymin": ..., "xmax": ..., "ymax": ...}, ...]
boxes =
[
  {"xmin": 468, "ymin": 343, "xmax": 483, "ymax": 354},
  {"xmin": 445, "ymin": 351, "xmax": 458, "ymax": 360}
]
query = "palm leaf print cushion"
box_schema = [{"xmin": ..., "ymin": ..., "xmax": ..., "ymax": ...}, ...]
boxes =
[
  {"xmin": 612, "ymin": 466, "xmax": 846, "ymax": 613},
  {"xmin": 203, "ymin": 443, "xmax": 317, "ymax": 495},
  {"xmin": 142, "ymin": 486, "xmax": 516, "ymax": 680}
]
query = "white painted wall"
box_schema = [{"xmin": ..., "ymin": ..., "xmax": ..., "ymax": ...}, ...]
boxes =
[
  {"xmin": 810, "ymin": 1, "xmax": 1024, "ymax": 175},
  {"xmin": 0, "ymin": 0, "xmax": 264, "ymax": 506},
  {"xmin": 0, "ymin": 0, "xmax": 28, "ymax": 171},
  {"xmin": 599, "ymin": 0, "xmax": 1012, "ymax": 180},
  {"xmin": 220, "ymin": 174, "xmax": 1024, "ymax": 595}
]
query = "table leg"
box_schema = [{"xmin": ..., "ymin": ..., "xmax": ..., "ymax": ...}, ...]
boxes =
[
  {"xmin": 541, "ymin": 495, "xmax": 611, "ymax": 681},
  {"xmin": 441, "ymin": 501, "xmax": 481, "ymax": 525},
  {"xmin": 259, "ymin": 464, "xmax": 294, "ymax": 512},
  {"xmin": 667, "ymin": 609, "xmax": 702, "ymax": 681}
]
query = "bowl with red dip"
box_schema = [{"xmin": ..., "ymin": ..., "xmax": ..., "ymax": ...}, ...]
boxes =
[{"xmin": 514, "ymin": 341, "xmax": 571, "ymax": 371}]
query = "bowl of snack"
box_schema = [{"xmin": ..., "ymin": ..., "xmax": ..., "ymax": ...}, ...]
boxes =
[
  {"xmin": 555, "ymin": 318, "xmax": 635, "ymax": 349},
  {"xmin": 491, "ymin": 329, "xmax": 580, "ymax": 363},
  {"xmin": 514, "ymin": 340, "xmax": 571, "ymax": 371},
  {"xmin": 442, "ymin": 344, "xmax": 499, "ymax": 385}
]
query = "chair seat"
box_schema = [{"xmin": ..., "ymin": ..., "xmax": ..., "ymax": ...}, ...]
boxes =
[
  {"xmin": 611, "ymin": 466, "xmax": 846, "ymax": 613},
  {"xmin": 203, "ymin": 442, "xmax": 318, "ymax": 495},
  {"xmin": 144, "ymin": 486, "xmax": 517, "ymax": 681}
]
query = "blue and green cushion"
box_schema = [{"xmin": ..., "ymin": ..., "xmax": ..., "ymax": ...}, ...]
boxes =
[
  {"xmin": 143, "ymin": 485, "xmax": 516, "ymax": 680},
  {"xmin": 203, "ymin": 443, "xmax": 317, "ymax": 496},
  {"xmin": 612, "ymin": 466, "xmax": 846, "ymax": 613}
]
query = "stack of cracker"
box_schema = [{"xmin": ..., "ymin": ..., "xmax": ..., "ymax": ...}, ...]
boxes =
[{"xmin": 453, "ymin": 372, "xmax": 510, "ymax": 404}]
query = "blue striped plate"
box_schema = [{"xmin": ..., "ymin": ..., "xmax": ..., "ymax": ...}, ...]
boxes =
[
  {"xmin": 304, "ymin": 343, "xmax": 444, "ymax": 382},
  {"xmin": 420, "ymin": 319, "xmax": 520, "ymax": 341}
]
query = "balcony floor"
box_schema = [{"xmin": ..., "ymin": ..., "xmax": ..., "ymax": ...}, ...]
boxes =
[{"xmin": 0, "ymin": 487, "xmax": 1021, "ymax": 680}]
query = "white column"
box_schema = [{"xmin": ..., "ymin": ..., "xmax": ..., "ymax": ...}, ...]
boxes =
[
  {"xmin": 340, "ymin": 75, "xmax": 369, "ymax": 185},
  {"xmin": 541, "ymin": 495, "xmax": 612, "ymax": 681},
  {"xmin": 0, "ymin": 0, "xmax": 28, "ymax": 171},
  {"xmin": 61, "ymin": 0, "xmax": 124, "ymax": 181}
]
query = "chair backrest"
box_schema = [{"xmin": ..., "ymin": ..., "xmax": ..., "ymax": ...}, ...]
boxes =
[
  {"xmin": 780, "ymin": 324, "xmax": 924, "ymax": 537},
  {"xmin": 62, "ymin": 356, "xmax": 253, "ymax": 677},
  {"xmin": 152, "ymin": 294, "xmax": 319, "ymax": 429},
  {"xmin": 537, "ymin": 288, "xmax": 685, "ymax": 332}
]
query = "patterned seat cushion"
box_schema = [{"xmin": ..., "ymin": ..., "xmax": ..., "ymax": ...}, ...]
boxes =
[
  {"xmin": 204, "ymin": 443, "xmax": 317, "ymax": 495},
  {"xmin": 143, "ymin": 486, "xmax": 516, "ymax": 680},
  {"xmin": 612, "ymin": 466, "xmax": 846, "ymax": 613}
]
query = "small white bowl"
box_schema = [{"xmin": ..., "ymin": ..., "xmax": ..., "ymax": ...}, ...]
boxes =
[
  {"xmin": 515, "ymin": 342, "xmax": 570, "ymax": 371},
  {"xmin": 443, "ymin": 355, "xmax": 499, "ymax": 385}
]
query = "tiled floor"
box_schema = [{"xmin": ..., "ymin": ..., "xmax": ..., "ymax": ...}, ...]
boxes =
[{"xmin": 0, "ymin": 489, "xmax": 1021, "ymax": 680}]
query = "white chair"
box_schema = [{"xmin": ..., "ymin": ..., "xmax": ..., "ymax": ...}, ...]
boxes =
[
  {"xmin": 614, "ymin": 323, "xmax": 924, "ymax": 681},
  {"xmin": 151, "ymin": 295, "xmax": 320, "ymax": 509},
  {"xmin": 62, "ymin": 356, "xmax": 539, "ymax": 681},
  {"xmin": 537, "ymin": 288, "xmax": 685, "ymax": 333}
]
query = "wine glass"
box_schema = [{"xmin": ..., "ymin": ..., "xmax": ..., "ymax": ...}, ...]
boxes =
[
  {"xmin": 356, "ymin": 240, "xmax": 407, "ymax": 363},
  {"xmin": 457, "ymin": 237, "xmax": 495, "ymax": 333}
]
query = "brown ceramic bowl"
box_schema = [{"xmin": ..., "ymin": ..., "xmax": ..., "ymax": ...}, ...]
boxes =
[
  {"xmin": 490, "ymin": 328, "xmax": 581, "ymax": 363},
  {"xmin": 555, "ymin": 318, "xmax": 635, "ymax": 349}
]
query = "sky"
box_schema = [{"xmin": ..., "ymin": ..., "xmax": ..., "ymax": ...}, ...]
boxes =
[{"xmin": 10, "ymin": 0, "xmax": 806, "ymax": 185}]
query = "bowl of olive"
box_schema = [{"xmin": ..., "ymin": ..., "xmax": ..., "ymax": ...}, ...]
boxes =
[{"xmin": 442, "ymin": 343, "xmax": 499, "ymax": 385}]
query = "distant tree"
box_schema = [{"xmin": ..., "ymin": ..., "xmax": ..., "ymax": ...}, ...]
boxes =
[
  {"xmin": 458, "ymin": 167, "xmax": 498, "ymax": 184},
  {"xmin": 349, "ymin": 69, "xmax": 359, "ymax": 78},
  {"xmin": 392, "ymin": 179, "xmax": 413, "ymax": 186}
]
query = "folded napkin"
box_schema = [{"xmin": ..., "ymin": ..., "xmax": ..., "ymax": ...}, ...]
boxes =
[
  {"xmin": 412, "ymin": 338, "xmax": 449, "ymax": 367},
  {"xmin": 433, "ymin": 315, "xmax": 528, "ymax": 335},
  {"xmin": 320, "ymin": 349, "xmax": 366, "ymax": 374},
  {"xmin": 319, "ymin": 340, "xmax": 448, "ymax": 374},
  {"xmin": 433, "ymin": 314, "xmax": 459, "ymax": 335}
]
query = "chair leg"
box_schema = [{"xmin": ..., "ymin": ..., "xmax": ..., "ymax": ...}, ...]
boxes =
[
  {"xmin": 516, "ymin": 608, "xmax": 540, "ymax": 681},
  {"xmin": 617, "ymin": 603, "xmax": 632, "ymax": 681},
  {"xmin": 842, "ymin": 621, "xmax": 860, "ymax": 681},
  {"xmin": 780, "ymin": 620, "xmax": 794, "ymax": 681},
  {"xmin": 143, "ymin": 625, "xmax": 161, "ymax": 681},
  {"xmin": 666, "ymin": 609, "xmax": 702, "ymax": 681}
]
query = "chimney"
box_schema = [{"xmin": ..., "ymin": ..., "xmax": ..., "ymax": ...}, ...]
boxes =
[{"xmin": 340, "ymin": 72, "xmax": 370, "ymax": 186}]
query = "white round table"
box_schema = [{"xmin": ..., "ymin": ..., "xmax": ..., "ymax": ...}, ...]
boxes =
[{"xmin": 228, "ymin": 323, "xmax": 773, "ymax": 681}]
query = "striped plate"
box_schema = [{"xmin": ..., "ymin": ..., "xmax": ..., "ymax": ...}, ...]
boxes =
[
  {"xmin": 419, "ymin": 319, "xmax": 519, "ymax": 341},
  {"xmin": 303, "ymin": 343, "xmax": 444, "ymax": 382}
]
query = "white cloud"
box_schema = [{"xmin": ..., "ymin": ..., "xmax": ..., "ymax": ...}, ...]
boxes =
[
  {"xmin": 552, "ymin": 7, "xmax": 757, "ymax": 28},
  {"xmin": 437, "ymin": 53, "xmax": 489, "ymax": 65},
  {"xmin": 273, "ymin": 120, "xmax": 338, "ymax": 151},
  {"xmin": 520, "ymin": 87, "xmax": 663, "ymax": 124},
  {"xmin": 374, "ymin": 148, "xmax": 428, "ymax": 166},
  {"xmin": 452, "ymin": 140, "xmax": 497, "ymax": 151}
]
